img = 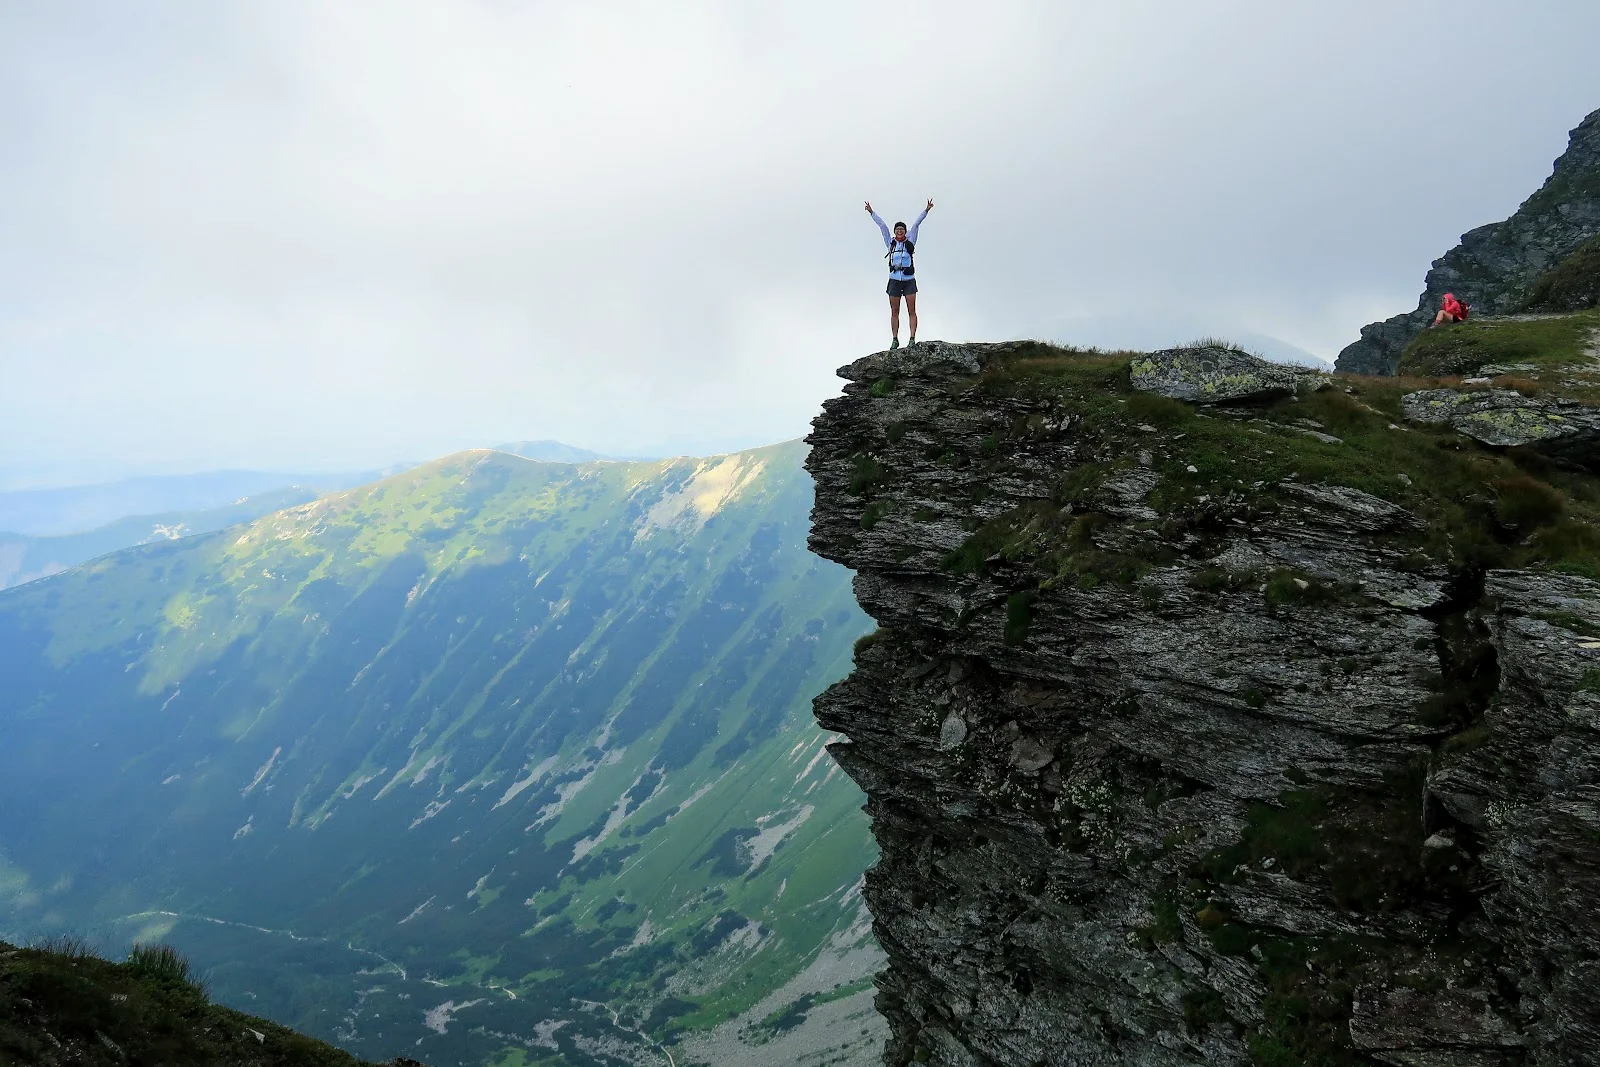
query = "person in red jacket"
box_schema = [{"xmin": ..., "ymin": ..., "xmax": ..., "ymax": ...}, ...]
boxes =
[{"xmin": 1431, "ymin": 292, "xmax": 1470, "ymax": 327}]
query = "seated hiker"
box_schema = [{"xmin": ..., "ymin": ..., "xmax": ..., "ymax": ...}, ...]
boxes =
[
  {"xmin": 866, "ymin": 198, "xmax": 933, "ymax": 350},
  {"xmin": 1431, "ymin": 292, "xmax": 1470, "ymax": 327}
]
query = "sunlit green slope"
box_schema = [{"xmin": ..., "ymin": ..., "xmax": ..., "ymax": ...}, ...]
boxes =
[
  {"xmin": 0, "ymin": 487, "xmax": 327, "ymax": 590},
  {"xmin": 0, "ymin": 443, "xmax": 878, "ymax": 1067}
]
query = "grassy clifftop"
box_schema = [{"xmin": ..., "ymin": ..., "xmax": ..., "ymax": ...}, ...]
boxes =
[
  {"xmin": 910, "ymin": 326, "xmax": 1600, "ymax": 593},
  {"xmin": 1397, "ymin": 308, "xmax": 1600, "ymax": 383},
  {"xmin": 0, "ymin": 940, "xmax": 411, "ymax": 1067}
]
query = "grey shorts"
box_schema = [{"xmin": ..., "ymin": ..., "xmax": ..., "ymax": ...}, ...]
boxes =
[{"xmin": 887, "ymin": 278, "xmax": 918, "ymax": 297}]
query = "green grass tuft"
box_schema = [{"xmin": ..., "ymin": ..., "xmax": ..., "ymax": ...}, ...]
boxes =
[
  {"xmin": 124, "ymin": 943, "xmax": 197, "ymax": 987},
  {"xmin": 860, "ymin": 499, "xmax": 891, "ymax": 530},
  {"xmin": 1494, "ymin": 474, "xmax": 1566, "ymax": 533},
  {"xmin": 848, "ymin": 453, "xmax": 889, "ymax": 496},
  {"xmin": 1182, "ymin": 987, "xmax": 1232, "ymax": 1032},
  {"xmin": 28, "ymin": 934, "xmax": 98, "ymax": 960},
  {"xmin": 1003, "ymin": 590, "xmax": 1036, "ymax": 645}
]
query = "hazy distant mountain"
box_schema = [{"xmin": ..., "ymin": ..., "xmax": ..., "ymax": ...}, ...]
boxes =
[
  {"xmin": 0, "ymin": 470, "xmax": 379, "ymax": 537},
  {"xmin": 492, "ymin": 439, "xmax": 608, "ymax": 462},
  {"xmin": 0, "ymin": 442, "xmax": 882, "ymax": 1067},
  {"xmin": 0, "ymin": 488, "xmax": 332, "ymax": 590},
  {"xmin": 1046, "ymin": 314, "xmax": 1332, "ymax": 370},
  {"xmin": 1229, "ymin": 331, "xmax": 1333, "ymax": 370}
]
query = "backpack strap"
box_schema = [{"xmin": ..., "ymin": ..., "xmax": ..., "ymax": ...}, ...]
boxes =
[{"xmin": 884, "ymin": 239, "xmax": 916, "ymax": 276}]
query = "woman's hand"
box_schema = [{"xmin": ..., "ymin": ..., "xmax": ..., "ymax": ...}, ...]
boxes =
[
  {"xmin": 864, "ymin": 201, "xmax": 873, "ymax": 212},
  {"xmin": 925, "ymin": 198, "xmax": 934, "ymax": 211}
]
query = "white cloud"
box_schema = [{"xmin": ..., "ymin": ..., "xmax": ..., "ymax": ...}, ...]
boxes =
[{"xmin": 1, "ymin": 1, "xmax": 1597, "ymax": 477}]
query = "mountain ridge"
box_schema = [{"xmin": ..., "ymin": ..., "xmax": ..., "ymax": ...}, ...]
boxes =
[
  {"xmin": 0, "ymin": 469, "xmax": 381, "ymax": 537},
  {"xmin": 1337, "ymin": 106, "xmax": 1600, "ymax": 374},
  {"xmin": 0, "ymin": 488, "xmax": 334, "ymax": 591},
  {"xmin": 0, "ymin": 438, "xmax": 883, "ymax": 1067}
]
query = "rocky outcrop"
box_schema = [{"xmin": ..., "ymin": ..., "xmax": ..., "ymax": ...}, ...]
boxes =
[
  {"xmin": 1337, "ymin": 108, "xmax": 1600, "ymax": 375},
  {"xmin": 1522, "ymin": 235, "xmax": 1600, "ymax": 313},
  {"xmin": 1401, "ymin": 386, "xmax": 1600, "ymax": 465},
  {"xmin": 1130, "ymin": 345, "xmax": 1324, "ymax": 404},
  {"xmin": 1431, "ymin": 572, "xmax": 1600, "ymax": 1059},
  {"xmin": 807, "ymin": 340, "xmax": 1600, "ymax": 1066}
]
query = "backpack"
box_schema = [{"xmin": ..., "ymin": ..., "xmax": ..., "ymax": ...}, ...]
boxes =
[{"xmin": 885, "ymin": 239, "xmax": 915, "ymax": 276}]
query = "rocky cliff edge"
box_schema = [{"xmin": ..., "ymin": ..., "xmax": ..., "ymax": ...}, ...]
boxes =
[{"xmin": 808, "ymin": 339, "xmax": 1600, "ymax": 1066}]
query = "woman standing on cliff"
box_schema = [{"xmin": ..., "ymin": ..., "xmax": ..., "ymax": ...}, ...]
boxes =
[{"xmin": 866, "ymin": 199, "xmax": 933, "ymax": 350}]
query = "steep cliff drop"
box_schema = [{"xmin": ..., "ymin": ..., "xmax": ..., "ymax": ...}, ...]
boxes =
[
  {"xmin": 1337, "ymin": 107, "xmax": 1600, "ymax": 376},
  {"xmin": 807, "ymin": 339, "xmax": 1600, "ymax": 1066}
]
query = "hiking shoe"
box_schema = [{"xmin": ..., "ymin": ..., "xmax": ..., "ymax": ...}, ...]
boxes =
[
  {"xmin": 890, "ymin": 337, "xmax": 900, "ymax": 351},
  {"xmin": 908, "ymin": 335, "xmax": 916, "ymax": 346}
]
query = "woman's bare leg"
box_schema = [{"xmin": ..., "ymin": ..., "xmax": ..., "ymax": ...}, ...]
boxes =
[
  {"xmin": 889, "ymin": 295, "xmax": 902, "ymax": 339},
  {"xmin": 906, "ymin": 293, "xmax": 919, "ymax": 340}
]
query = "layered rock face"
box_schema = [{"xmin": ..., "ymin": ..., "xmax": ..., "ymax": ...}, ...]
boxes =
[
  {"xmin": 1337, "ymin": 107, "xmax": 1600, "ymax": 375},
  {"xmin": 807, "ymin": 340, "xmax": 1600, "ymax": 1066}
]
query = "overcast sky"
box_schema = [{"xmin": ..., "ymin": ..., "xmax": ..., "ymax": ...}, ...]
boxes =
[{"xmin": 2, "ymin": 1, "xmax": 1597, "ymax": 485}]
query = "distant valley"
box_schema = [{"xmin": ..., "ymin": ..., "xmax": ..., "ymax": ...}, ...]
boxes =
[{"xmin": 0, "ymin": 442, "xmax": 881, "ymax": 1067}]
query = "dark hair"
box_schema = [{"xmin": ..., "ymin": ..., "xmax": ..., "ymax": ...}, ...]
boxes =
[{"xmin": 893, "ymin": 221, "xmax": 907, "ymax": 231}]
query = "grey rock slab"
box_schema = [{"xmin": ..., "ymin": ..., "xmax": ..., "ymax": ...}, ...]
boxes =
[
  {"xmin": 838, "ymin": 339, "xmax": 985, "ymax": 383},
  {"xmin": 938, "ymin": 712, "xmax": 968, "ymax": 750},
  {"xmin": 1105, "ymin": 467, "xmax": 1161, "ymax": 519},
  {"xmin": 1129, "ymin": 345, "xmax": 1319, "ymax": 404},
  {"xmin": 1008, "ymin": 737, "xmax": 1054, "ymax": 773},
  {"xmin": 1279, "ymin": 482, "xmax": 1423, "ymax": 532},
  {"xmin": 1400, "ymin": 387, "xmax": 1600, "ymax": 460},
  {"xmin": 1350, "ymin": 986, "xmax": 1523, "ymax": 1053}
]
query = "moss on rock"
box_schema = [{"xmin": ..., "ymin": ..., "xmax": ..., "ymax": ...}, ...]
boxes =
[{"xmin": 956, "ymin": 341, "xmax": 1600, "ymax": 584}]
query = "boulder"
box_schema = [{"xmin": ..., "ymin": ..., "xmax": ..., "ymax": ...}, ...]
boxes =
[
  {"xmin": 1130, "ymin": 344, "xmax": 1319, "ymax": 404},
  {"xmin": 1401, "ymin": 387, "xmax": 1600, "ymax": 465}
]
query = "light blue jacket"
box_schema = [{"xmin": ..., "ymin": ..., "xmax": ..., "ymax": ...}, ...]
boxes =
[{"xmin": 872, "ymin": 208, "xmax": 928, "ymax": 281}]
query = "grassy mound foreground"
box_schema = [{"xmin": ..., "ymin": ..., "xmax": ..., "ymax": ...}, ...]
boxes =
[{"xmin": 0, "ymin": 939, "xmax": 415, "ymax": 1067}]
